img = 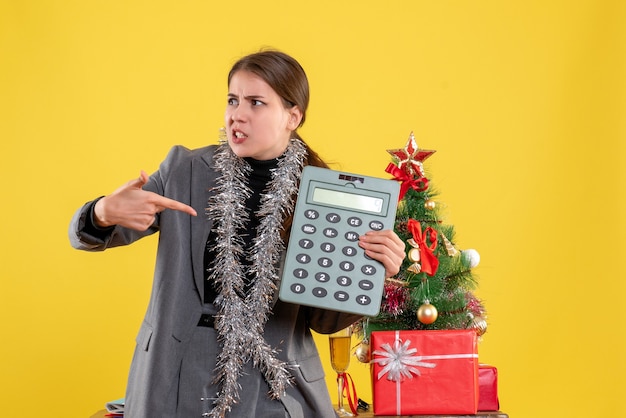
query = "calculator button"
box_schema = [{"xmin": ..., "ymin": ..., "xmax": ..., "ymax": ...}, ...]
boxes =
[
  {"xmin": 323, "ymin": 228, "xmax": 338, "ymax": 238},
  {"xmin": 304, "ymin": 210, "xmax": 319, "ymax": 219},
  {"xmin": 293, "ymin": 268, "xmax": 308, "ymax": 279},
  {"xmin": 342, "ymin": 246, "xmax": 357, "ymax": 257},
  {"xmin": 361, "ymin": 265, "xmax": 377, "ymax": 275},
  {"xmin": 299, "ymin": 239, "xmax": 314, "ymax": 249},
  {"xmin": 318, "ymin": 257, "xmax": 333, "ymax": 268},
  {"xmin": 326, "ymin": 213, "xmax": 341, "ymax": 223},
  {"xmin": 337, "ymin": 276, "xmax": 352, "ymax": 287},
  {"xmin": 339, "ymin": 261, "xmax": 355, "ymax": 271},
  {"xmin": 344, "ymin": 231, "xmax": 359, "ymax": 242},
  {"xmin": 347, "ymin": 217, "xmax": 363, "ymax": 227},
  {"xmin": 320, "ymin": 242, "xmax": 336, "ymax": 253},
  {"xmin": 359, "ymin": 280, "xmax": 374, "ymax": 290},
  {"xmin": 312, "ymin": 287, "xmax": 327, "ymax": 298},
  {"xmin": 290, "ymin": 283, "xmax": 306, "ymax": 294},
  {"xmin": 315, "ymin": 272, "xmax": 331, "ymax": 283},
  {"xmin": 334, "ymin": 291, "xmax": 350, "ymax": 302},
  {"xmin": 296, "ymin": 254, "xmax": 311, "ymax": 264},
  {"xmin": 356, "ymin": 295, "xmax": 372, "ymax": 305},
  {"xmin": 302, "ymin": 224, "xmax": 316, "ymax": 234},
  {"xmin": 369, "ymin": 220, "xmax": 384, "ymax": 231}
]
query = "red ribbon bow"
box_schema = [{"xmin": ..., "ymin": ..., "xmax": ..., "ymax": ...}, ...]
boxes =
[
  {"xmin": 337, "ymin": 372, "xmax": 359, "ymax": 415},
  {"xmin": 407, "ymin": 219, "xmax": 439, "ymax": 276},
  {"xmin": 385, "ymin": 163, "xmax": 429, "ymax": 200}
]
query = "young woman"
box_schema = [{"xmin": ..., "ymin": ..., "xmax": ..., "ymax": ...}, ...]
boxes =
[{"xmin": 69, "ymin": 50, "xmax": 405, "ymax": 418}]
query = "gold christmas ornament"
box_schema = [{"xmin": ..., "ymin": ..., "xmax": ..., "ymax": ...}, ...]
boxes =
[
  {"xmin": 424, "ymin": 199, "xmax": 436, "ymax": 210},
  {"xmin": 470, "ymin": 315, "xmax": 488, "ymax": 336},
  {"xmin": 406, "ymin": 237, "xmax": 422, "ymax": 273},
  {"xmin": 408, "ymin": 262, "xmax": 422, "ymax": 274},
  {"xmin": 355, "ymin": 340, "xmax": 371, "ymax": 363},
  {"xmin": 441, "ymin": 234, "xmax": 458, "ymax": 257},
  {"xmin": 417, "ymin": 300, "xmax": 438, "ymax": 324},
  {"xmin": 408, "ymin": 248, "xmax": 421, "ymax": 263}
]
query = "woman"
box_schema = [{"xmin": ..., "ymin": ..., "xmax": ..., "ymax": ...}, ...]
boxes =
[{"xmin": 69, "ymin": 50, "xmax": 405, "ymax": 418}]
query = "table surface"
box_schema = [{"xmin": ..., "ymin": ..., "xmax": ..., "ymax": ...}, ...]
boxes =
[{"xmin": 91, "ymin": 410, "xmax": 508, "ymax": 418}]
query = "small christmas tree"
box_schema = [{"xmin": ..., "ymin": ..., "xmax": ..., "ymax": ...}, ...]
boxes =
[{"xmin": 356, "ymin": 132, "xmax": 487, "ymax": 363}]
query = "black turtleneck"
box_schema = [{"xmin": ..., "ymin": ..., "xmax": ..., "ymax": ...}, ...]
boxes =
[{"xmin": 204, "ymin": 157, "xmax": 279, "ymax": 303}]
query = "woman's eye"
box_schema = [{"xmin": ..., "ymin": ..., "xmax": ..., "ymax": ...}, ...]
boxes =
[
  {"xmin": 227, "ymin": 98, "xmax": 238, "ymax": 106},
  {"xmin": 251, "ymin": 99, "xmax": 264, "ymax": 106}
]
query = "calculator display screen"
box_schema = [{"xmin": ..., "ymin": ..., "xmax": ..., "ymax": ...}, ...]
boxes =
[{"xmin": 312, "ymin": 187, "xmax": 384, "ymax": 213}]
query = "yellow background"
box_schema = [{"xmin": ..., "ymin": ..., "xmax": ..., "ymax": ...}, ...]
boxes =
[{"xmin": 1, "ymin": 1, "xmax": 625, "ymax": 417}]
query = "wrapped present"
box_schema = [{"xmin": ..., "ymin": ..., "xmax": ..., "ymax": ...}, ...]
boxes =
[
  {"xmin": 478, "ymin": 364, "xmax": 500, "ymax": 411},
  {"xmin": 371, "ymin": 329, "xmax": 478, "ymax": 415}
]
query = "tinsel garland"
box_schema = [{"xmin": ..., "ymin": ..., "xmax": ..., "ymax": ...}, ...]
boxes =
[{"xmin": 204, "ymin": 138, "xmax": 307, "ymax": 417}]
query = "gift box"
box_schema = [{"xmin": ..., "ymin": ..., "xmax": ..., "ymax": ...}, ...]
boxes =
[
  {"xmin": 478, "ymin": 364, "xmax": 500, "ymax": 411},
  {"xmin": 371, "ymin": 329, "xmax": 478, "ymax": 415}
]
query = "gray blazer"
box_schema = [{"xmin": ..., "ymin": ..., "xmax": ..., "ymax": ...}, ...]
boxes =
[{"xmin": 69, "ymin": 145, "xmax": 361, "ymax": 418}]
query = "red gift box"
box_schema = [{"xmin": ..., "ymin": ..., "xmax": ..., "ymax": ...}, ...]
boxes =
[
  {"xmin": 478, "ymin": 364, "xmax": 500, "ymax": 411},
  {"xmin": 371, "ymin": 329, "xmax": 479, "ymax": 415}
]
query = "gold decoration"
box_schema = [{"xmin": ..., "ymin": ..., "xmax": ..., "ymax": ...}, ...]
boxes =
[
  {"xmin": 406, "ymin": 238, "xmax": 422, "ymax": 273},
  {"xmin": 408, "ymin": 248, "xmax": 421, "ymax": 263},
  {"xmin": 384, "ymin": 277, "xmax": 409, "ymax": 287},
  {"xmin": 355, "ymin": 340, "xmax": 371, "ymax": 363},
  {"xmin": 441, "ymin": 233, "xmax": 458, "ymax": 257},
  {"xmin": 470, "ymin": 315, "xmax": 488, "ymax": 336},
  {"xmin": 386, "ymin": 132, "xmax": 436, "ymax": 177},
  {"xmin": 417, "ymin": 300, "xmax": 438, "ymax": 324},
  {"xmin": 408, "ymin": 262, "xmax": 422, "ymax": 274},
  {"xmin": 424, "ymin": 199, "xmax": 436, "ymax": 210}
]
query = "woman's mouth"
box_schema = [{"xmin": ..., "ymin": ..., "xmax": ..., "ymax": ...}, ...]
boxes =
[{"xmin": 231, "ymin": 130, "xmax": 248, "ymax": 144}]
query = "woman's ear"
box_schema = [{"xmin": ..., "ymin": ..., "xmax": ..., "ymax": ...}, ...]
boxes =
[{"xmin": 287, "ymin": 106, "xmax": 304, "ymax": 130}]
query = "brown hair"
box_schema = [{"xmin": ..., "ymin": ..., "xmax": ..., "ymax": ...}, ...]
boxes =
[{"xmin": 228, "ymin": 50, "xmax": 328, "ymax": 169}]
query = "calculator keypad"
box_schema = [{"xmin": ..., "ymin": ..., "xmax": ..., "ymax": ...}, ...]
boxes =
[{"xmin": 285, "ymin": 210, "xmax": 385, "ymax": 314}]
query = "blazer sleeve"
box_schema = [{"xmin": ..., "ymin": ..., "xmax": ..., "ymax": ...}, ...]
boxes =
[
  {"xmin": 67, "ymin": 145, "xmax": 195, "ymax": 251},
  {"xmin": 304, "ymin": 307, "xmax": 363, "ymax": 335},
  {"xmin": 68, "ymin": 198, "xmax": 158, "ymax": 251}
]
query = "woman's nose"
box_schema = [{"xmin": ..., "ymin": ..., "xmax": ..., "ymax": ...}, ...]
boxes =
[{"xmin": 230, "ymin": 106, "xmax": 246, "ymax": 122}]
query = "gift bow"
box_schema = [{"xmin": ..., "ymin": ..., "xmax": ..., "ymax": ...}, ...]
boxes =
[
  {"xmin": 372, "ymin": 338, "xmax": 437, "ymax": 382},
  {"xmin": 407, "ymin": 219, "xmax": 439, "ymax": 276},
  {"xmin": 385, "ymin": 163, "xmax": 429, "ymax": 200}
]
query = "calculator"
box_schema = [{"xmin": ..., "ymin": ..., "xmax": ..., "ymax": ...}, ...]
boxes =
[{"xmin": 279, "ymin": 166, "xmax": 400, "ymax": 317}]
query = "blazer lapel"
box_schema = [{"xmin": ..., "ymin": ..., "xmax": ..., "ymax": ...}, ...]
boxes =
[{"xmin": 190, "ymin": 150, "xmax": 216, "ymax": 302}]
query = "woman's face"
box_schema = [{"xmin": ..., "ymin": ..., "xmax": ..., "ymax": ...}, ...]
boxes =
[{"xmin": 225, "ymin": 70, "xmax": 302, "ymax": 160}]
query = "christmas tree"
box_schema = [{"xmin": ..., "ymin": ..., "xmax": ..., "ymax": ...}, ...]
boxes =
[{"xmin": 356, "ymin": 132, "xmax": 487, "ymax": 362}]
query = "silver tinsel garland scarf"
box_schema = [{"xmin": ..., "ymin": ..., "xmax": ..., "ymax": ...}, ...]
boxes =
[{"xmin": 204, "ymin": 138, "xmax": 307, "ymax": 417}]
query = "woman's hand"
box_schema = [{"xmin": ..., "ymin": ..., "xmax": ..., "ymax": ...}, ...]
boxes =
[
  {"xmin": 94, "ymin": 171, "xmax": 197, "ymax": 231},
  {"xmin": 358, "ymin": 229, "xmax": 406, "ymax": 278}
]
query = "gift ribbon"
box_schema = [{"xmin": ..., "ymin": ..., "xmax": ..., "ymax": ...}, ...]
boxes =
[
  {"xmin": 385, "ymin": 163, "xmax": 429, "ymax": 200},
  {"xmin": 337, "ymin": 372, "xmax": 359, "ymax": 415},
  {"xmin": 371, "ymin": 337, "xmax": 437, "ymax": 382},
  {"xmin": 372, "ymin": 330, "xmax": 479, "ymax": 415},
  {"xmin": 407, "ymin": 219, "xmax": 439, "ymax": 276}
]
